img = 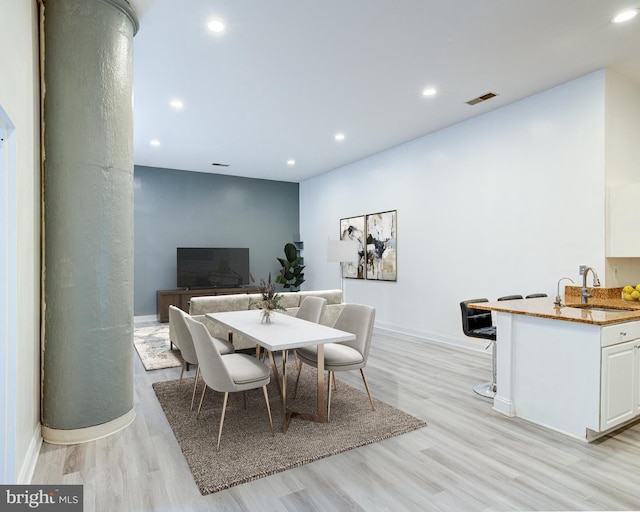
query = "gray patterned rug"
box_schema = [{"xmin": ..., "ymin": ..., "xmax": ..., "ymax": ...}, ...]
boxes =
[
  {"xmin": 153, "ymin": 362, "xmax": 427, "ymax": 495},
  {"xmin": 134, "ymin": 324, "xmax": 183, "ymax": 370}
]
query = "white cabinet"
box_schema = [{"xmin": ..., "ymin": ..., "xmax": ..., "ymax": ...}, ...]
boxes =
[
  {"xmin": 600, "ymin": 338, "xmax": 640, "ymax": 430},
  {"xmin": 496, "ymin": 314, "xmax": 640, "ymax": 441},
  {"xmin": 607, "ymin": 183, "xmax": 640, "ymax": 257}
]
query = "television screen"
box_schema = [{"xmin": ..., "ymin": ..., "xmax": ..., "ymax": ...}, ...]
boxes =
[{"xmin": 177, "ymin": 248, "xmax": 250, "ymax": 289}]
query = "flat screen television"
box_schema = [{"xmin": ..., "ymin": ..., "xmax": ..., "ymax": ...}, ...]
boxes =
[{"xmin": 177, "ymin": 247, "xmax": 250, "ymax": 289}]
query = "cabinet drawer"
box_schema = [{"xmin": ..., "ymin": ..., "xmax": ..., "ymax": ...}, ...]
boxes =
[{"xmin": 601, "ymin": 321, "xmax": 640, "ymax": 347}]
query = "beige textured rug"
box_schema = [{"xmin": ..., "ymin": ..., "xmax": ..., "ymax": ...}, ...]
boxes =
[
  {"xmin": 134, "ymin": 324, "xmax": 183, "ymax": 370},
  {"xmin": 153, "ymin": 362, "xmax": 427, "ymax": 495}
]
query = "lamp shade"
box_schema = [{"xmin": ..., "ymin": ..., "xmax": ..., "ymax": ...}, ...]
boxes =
[{"xmin": 327, "ymin": 239, "xmax": 359, "ymax": 262}]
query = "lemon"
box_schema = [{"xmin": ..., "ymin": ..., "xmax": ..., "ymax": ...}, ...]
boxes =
[
  {"xmin": 624, "ymin": 293, "xmax": 634, "ymax": 301},
  {"xmin": 636, "ymin": 284, "xmax": 640, "ymax": 292},
  {"xmin": 623, "ymin": 285, "xmax": 635, "ymax": 294},
  {"xmin": 632, "ymin": 290, "xmax": 640, "ymax": 300}
]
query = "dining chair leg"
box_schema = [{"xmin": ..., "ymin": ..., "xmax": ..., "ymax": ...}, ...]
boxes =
[
  {"xmin": 178, "ymin": 361, "xmax": 186, "ymax": 388},
  {"xmin": 327, "ymin": 371, "xmax": 334, "ymax": 422},
  {"xmin": 293, "ymin": 360, "xmax": 303, "ymax": 398},
  {"xmin": 262, "ymin": 385, "xmax": 274, "ymax": 437},
  {"xmin": 360, "ymin": 368, "xmax": 375, "ymax": 411},
  {"xmin": 216, "ymin": 392, "xmax": 229, "ymax": 452},
  {"xmin": 196, "ymin": 384, "xmax": 207, "ymax": 419},
  {"xmin": 190, "ymin": 365, "xmax": 200, "ymax": 411}
]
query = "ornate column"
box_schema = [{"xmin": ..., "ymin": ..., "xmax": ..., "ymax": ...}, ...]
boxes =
[{"xmin": 41, "ymin": 0, "xmax": 139, "ymax": 443}]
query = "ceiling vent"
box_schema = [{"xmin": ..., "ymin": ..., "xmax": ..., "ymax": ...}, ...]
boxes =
[{"xmin": 466, "ymin": 92, "xmax": 499, "ymax": 106}]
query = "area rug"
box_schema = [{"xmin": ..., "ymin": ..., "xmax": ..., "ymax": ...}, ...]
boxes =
[
  {"xmin": 153, "ymin": 362, "xmax": 427, "ymax": 495},
  {"xmin": 133, "ymin": 324, "xmax": 183, "ymax": 370}
]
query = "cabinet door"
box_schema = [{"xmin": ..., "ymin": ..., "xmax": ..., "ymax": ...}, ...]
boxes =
[
  {"xmin": 607, "ymin": 183, "xmax": 640, "ymax": 257},
  {"xmin": 601, "ymin": 340, "xmax": 637, "ymax": 430},
  {"xmin": 157, "ymin": 291, "xmax": 182, "ymax": 323}
]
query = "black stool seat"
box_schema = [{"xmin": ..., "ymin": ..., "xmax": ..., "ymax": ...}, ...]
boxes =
[
  {"xmin": 497, "ymin": 294, "xmax": 523, "ymax": 301},
  {"xmin": 460, "ymin": 299, "xmax": 497, "ymax": 341}
]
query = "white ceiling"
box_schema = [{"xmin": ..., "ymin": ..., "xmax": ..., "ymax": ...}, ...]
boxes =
[{"xmin": 130, "ymin": 0, "xmax": 640, "ymax": 183}]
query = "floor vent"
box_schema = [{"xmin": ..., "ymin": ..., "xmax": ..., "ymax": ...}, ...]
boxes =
[{"xmin": 466, "ymin": 92, "xmax": 499, "ymax": 105}]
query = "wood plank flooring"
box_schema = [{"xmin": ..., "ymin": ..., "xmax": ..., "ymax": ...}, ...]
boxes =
[{"xmin": 31, "ymin": 327, "xmax": 640, "ymax": 511}]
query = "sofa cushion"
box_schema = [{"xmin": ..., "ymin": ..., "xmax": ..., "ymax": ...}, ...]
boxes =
[
  {"xmin": 190, "ymin": 294, "xmax": 251, "ymax": 315},
  {"xmin": 278, "ymin": 293, "xmax": 302, "ymax": 308}
]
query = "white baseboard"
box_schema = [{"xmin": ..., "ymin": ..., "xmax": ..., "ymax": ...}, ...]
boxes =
[
  {"xmin": 373, "ymin": 323, "xmax": 488, "ymax": 353},
  {"xmin": 20, "ymin": 423, "xmax": 42, "ymax": 484},
  {"xmin": 42, "ymin": 408, "xmax": 135, "ymax": 446}
]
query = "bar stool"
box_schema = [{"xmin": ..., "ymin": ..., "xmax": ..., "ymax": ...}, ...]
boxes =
[{"xmin": 460, "ymin": 299, "xmax": 497, "ymax": 398}]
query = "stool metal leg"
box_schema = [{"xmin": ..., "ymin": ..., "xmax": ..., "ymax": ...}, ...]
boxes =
[{"xmin": 473, "ymin": 340, "xmax": 496, "ymax": 398}]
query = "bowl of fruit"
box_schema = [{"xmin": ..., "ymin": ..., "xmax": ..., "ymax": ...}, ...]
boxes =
[{"xmin": 622, "ymin": 284, "xmax": 640, "ymax": 301}]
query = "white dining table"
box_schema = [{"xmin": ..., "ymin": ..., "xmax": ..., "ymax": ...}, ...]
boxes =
[{"xmin": 206, "ymin": 310, "xmax": 355, "ymax": 431}]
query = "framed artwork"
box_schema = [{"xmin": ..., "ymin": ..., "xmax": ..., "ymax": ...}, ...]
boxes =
[
  {"xmin": 365, "ymin": 210, "xmax": 397, "ymax": 281},
  {"xmin": 339, "ymin": 216, "xmax": 365, "ymax": 279}
]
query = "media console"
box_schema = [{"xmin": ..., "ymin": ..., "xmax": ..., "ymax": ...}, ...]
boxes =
[{"xmin": 156, "ymin": 286, "xmax": 260, "ymax": 323}]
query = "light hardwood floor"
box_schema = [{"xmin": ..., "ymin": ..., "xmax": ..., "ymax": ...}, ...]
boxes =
[{"xmin": 32, "ymin": 328, "xmax": 640, "ymax": 511}]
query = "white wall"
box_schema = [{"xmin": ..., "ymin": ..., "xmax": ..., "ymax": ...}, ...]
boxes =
[
  {"xmin": 301, "ymin": 71, "xmax": 607, "ymax": 346},
  {"xmin": 0, "ymin": 0, "xmax": 42, "ymax": 483}
]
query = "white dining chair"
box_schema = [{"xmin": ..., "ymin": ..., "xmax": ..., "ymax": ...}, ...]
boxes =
[
  {"xmin": 169, "ymin": 305, "xmax": 235, "ymax": 410},
  {"xmin": 185, "ymin": 316, "xmax": 274, "ymax": 451},
  {"xmin": 294, "ymin": 303, "xmax": 376, "ymax": 421}
]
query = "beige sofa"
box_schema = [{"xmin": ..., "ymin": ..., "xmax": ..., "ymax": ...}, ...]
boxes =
[{"xmin": 177, "ymin": 289, "xmax": 344, "ymax": 351}]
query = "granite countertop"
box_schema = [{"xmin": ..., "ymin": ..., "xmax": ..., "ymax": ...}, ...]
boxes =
[{"xmin": 470, "ymin": 287, "xmax": 640, "ymax": 326}]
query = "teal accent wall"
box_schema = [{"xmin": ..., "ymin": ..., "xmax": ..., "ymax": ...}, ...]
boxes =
[{"xmin": 134, "ymin": 166, "xmax": 300, "ymax": 317}]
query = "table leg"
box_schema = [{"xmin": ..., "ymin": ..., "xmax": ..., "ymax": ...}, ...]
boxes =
[
  {"xmin": 282, "ymin": 350, "xmax": 288, "ymax": 433},
  {"xmin": 266, "ymin": 350, "xmax": 283, "ymax": 402},
  {"xmin": 289, "ymin": 344, "xmax": 326, "ymax": 424},
  {"xmin": 266, "ymin": 349, "xmax": 288, "ymax": 432}
]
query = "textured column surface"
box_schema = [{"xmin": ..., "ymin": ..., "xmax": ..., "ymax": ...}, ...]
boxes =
[{"xmin": 42, "ymin": 0, "xmax": 138, "ymax": 433}]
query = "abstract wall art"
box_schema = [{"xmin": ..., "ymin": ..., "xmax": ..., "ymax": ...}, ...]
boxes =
[
  {"xmin": 365, "ymin": 210, "xmax": 397, "ymax": 281},
  {"xmin": 340, "ymin": 216, "xmax": 365, "ymax": 279}
]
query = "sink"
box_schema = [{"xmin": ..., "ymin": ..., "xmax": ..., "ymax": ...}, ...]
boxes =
[{"xmin": 567, "ymin": 305, "xmax": 635, "ymax": 313}]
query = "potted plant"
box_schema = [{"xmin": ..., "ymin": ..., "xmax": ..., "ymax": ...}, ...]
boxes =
[{"xmin": 275, "ymin": 242, "xmax": 305, "ymax": 291}]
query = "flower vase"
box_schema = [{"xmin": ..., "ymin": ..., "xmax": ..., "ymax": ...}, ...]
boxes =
[{"xmin": 260, "ymin": 309, "xmax": 272, "ymax": 324}]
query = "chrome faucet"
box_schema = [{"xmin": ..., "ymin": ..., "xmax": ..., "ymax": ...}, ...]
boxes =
[
  {"xmin": 581, "ymin": 267, "xmax": 601, "ymax": 304},
  {"xmin": 554, "ymin": 277, "xmax": 574, "ymax": 306}
]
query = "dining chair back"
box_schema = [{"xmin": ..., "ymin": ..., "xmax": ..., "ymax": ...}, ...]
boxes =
[
  {"xmin": 169, "ymin": 305, "xmax": 198, "ymax": 367},
  {"xmin": 296, "ymin": 296, "xmax": 327, "ymax": 323},
  {"xmin": 332, "ymin": 303, "xmax": 376, "ymax": 366}
]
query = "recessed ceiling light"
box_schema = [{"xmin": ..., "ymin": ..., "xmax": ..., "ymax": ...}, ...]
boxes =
[
  {"xmin": 150, "ymin": 139, "xmax": 160, "ymax": 147},
  {"xmin": 422, "ymin": 88, "xmax": 437, "ymax": 97},
  {"xmin": 207, "ymin": 19, "xmax": 225, "ymax": 33},
  {"xmin": 334, "ymin": 133, "xmax": 345, "ymax": 141},
  {"xmin": 170, "ymin": 99, "xmax": 183, "ymax": 110},
  {"xmin": 611, "ymin": 8, "xmax": 638, "ymax": 23},
  {"xmin": 287, "ymin": 159, "xmax": 296, "ymax": 166}
]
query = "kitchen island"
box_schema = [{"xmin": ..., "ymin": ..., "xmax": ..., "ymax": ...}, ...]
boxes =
[{"xmin": 471, "ymin": 292, "xmax": 640, "ymax": 441}]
